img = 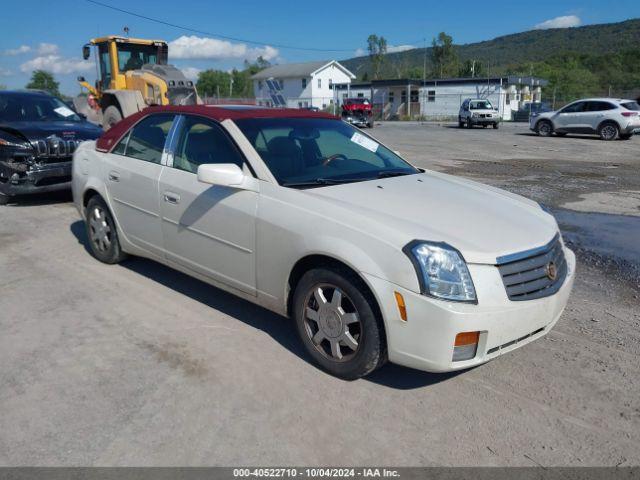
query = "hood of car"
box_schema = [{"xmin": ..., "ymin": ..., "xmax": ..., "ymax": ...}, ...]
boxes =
[
  {"xmin": 0, "ymin": 120, "xmax": 103, "ymax": 143},
  {"xmin": 470, "ymin": 109, "xmax": 498, "ymax": 114},
  {"xmin": 305, "ymin": 171, "xmax": 559, "ymax": 265}
]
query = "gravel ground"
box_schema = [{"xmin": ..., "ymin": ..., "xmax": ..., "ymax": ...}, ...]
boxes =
[{"xmin": 0, "ymin": 122, "xmax": 638, "ymax": 467}]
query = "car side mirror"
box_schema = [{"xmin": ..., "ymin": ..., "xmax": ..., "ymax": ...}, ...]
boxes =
[
  {"xmin": 77, "ymin": 76, "xmax": 86, "ymax": 83},
  {"xmin": 82, "ymin": 45, "xmax": 91, "ymax": 60},
  {"xmin": 197, "ymin": 163, "xmax": 245, "ymax": 187}
]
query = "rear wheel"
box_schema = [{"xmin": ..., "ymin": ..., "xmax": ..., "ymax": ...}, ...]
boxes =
[
  {"xmin": 292, "ymin": 267, "xmax": 386, "ymax": 380},
  {"xmin": 599, "ymin": 122, "xmax": 619, "ymax": 141},
  {"xmin": 85, "ymin": 196, "xmax": 126, "ymax": 264},
  {"xmin": 102, "ymin": 105, "xmax": 123, "ymax": 131},
  {"xmin": 536, "ymin": 120, "xmax": 553, "ymax": 137}
]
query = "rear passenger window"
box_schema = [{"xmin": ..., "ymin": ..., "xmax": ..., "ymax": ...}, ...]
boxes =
[
  {"xmin": 586, "ymin": 102, "xmax": 615, "ymax": 112},
  {"xmin": 124, "ymin": 114, "xmax": 175, "ymax": 164},
  {"xmin": 172, "ymin": 116, "xmax": 244, "ymax": 173}
]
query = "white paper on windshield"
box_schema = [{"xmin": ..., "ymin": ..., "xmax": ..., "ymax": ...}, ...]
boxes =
[
  {"xmin": 350, "ymin": 132, "xmax": 379, "ymax": 153},
  {"xmin": 54, "ymin": 106, "xmax": 76, "ymax": 118}
]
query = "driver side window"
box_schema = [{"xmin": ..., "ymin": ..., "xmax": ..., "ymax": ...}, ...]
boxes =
[
  {"xmin": 172, "ymin": 116, "xmax": 245, "ymax": 174},
  {"xmin": 562, "ymin": 102, "xmax": 586, "ymax": 113}
]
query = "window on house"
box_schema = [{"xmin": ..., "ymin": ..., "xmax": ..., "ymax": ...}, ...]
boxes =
[
  {"xmin": 401, "ymin": 90, "xmax": 407, "ymax": 103},
  {"xmin": 427, "ymin": 90, "xmax": 436, "ymax": 102},
  {"xmin": 506, "ymin": 93, "xmax": 510, "ymax": 105},
  {"xmin": 328, "ymin": 79, "xmax": 333, "ymax": 89},
  {"xmin": 342, "ymin": 93, "xmax": 347, "ymax": 99},
  {"xmin": 388, "ymin": 92, "xmax": 394, "ymax": 103},
  {"xmin": 302, "ymin": 78, "xmax": 307, "ymax": 89},
  {"xmin": 318, "ymin": 78, "xmax": 322, "ymax": 89},
  {"xmin": 298, "ymin": 102, "xmax": 303, "ymax": 108},
  {"xmin": 410, "ymin": 90, "xmax": 419, "ymax": 102},
  {"xmin": 258, "ymin": 81, "xmax": 263, "ymax": 90},
  {"xmin": 357, "ymin": 93, "xmax": 364, "ymax": 98}
]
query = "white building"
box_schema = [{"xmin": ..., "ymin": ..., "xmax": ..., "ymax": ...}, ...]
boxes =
[
  {"xmin": 252, "ymin": 60, "xmax": 356, "ymax": 109},
  {"xmin": 334, "ymin": 76, "xmax": 548, "ymax": 121}
]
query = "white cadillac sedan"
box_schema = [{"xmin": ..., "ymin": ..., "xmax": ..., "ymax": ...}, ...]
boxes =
[{"xmin": 72, "ymin": 105, "xmax": 575, "ymax": 379}]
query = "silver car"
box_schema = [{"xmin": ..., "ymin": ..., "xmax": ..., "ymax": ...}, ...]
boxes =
[{"xmin": 530, "ymin": 98, "xmax": 640, "ymax": 140}]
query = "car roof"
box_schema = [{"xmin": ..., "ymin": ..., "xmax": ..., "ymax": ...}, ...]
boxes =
[
  {"xmin": 0, "ymin": 89, "xmax": 53, "ymax": 97},
  {"xmin": 570, "ymin": 98, "xmax": 635, "ymax": 103},
  {"xmin": 96, "ymin": 104, "xmax": 338, "ymax": 152}
]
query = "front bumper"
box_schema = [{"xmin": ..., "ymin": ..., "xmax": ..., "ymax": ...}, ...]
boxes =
[
  {"xmin": 364, "ymin": 247, "xmax": 576, "ymax": 373},
  {"xmin": 0, "ymin": 160, "xmax": 72, "ymax": 196},
  {"xmin": 469, "ymin": 116, "xmax": 500, "ymax": 125}
]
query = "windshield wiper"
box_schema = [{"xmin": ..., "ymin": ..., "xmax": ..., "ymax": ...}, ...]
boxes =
[
  {"xmin": 376, "ymin": 170, "xmax": 415, "ymax": 179},
  {"xmin": 282, "ymin": 177, "xmax": 365, "ymax": 188}
]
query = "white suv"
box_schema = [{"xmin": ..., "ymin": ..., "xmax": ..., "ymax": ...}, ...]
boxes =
[
  {"xmin": 459, "ymin": 98, "xmax": 500, "ymax": 129},
  {"xmin": 530, "ymin": 98, "xmax": 640, "ymax": 140}
]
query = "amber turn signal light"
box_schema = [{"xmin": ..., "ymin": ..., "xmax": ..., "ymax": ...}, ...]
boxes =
[
  {"xmin": 455, "ymin": 331, "xmax": 480, "ymax": 346},
  {"xmin": 394, "ymin": 291, "xmax": 407, "ymax": 321}
]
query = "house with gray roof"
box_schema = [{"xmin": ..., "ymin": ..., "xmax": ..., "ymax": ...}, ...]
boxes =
[{"xmin": 252, "ymin": 60, "xmax": 355, "ymax": 109}]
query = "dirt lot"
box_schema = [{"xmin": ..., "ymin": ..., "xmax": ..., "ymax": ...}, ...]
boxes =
[{"xmin": 0, "ymin": 122, "xmax": 638, "ymax": 467}]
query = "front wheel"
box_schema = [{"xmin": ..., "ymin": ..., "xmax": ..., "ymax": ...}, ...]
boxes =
[
  {"xmin": 85, "ymin": 196, "xmax": 127, "ymax": 264},
  {"xmin": 536, "ymin": 120, "xmax": 553, "ymax": 137},
  {"xmin": 292, "ymin": 267, "xmax": 386, "ymax": 379},
  {"xmin": 466, "ymin": 119, "xmax": 473, "ymax": 129}
]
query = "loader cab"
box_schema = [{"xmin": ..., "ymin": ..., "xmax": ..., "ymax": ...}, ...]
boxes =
[{"xmin": 83, "ymin": 36, "xmax": 168, "ymax": 91}]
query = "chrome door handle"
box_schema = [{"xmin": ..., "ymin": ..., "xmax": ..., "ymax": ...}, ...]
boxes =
[
  {"xmin": 108, "ymin": 171, "xmax": 120, "ymax": 182},
  {"xmin": 163, "ymin": 192, "xmax": 180, "ymax": 204}
]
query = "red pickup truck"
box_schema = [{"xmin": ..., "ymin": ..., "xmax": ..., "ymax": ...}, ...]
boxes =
[{"xmin": 341, "ymin": 98, "xmax": 373, "ymax": 128}]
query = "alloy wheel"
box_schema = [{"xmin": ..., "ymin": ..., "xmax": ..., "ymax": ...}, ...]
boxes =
[
  {"xmin": 601, "ymin": 125, "xmax": 618, "ymax": 140},
  {"xmin": 303, "ymin": 284, "xmax": 362, "ymax": 362},
  {"xmin": 88, "ymin": 205, "xmax": 112, "ymax": 253}
]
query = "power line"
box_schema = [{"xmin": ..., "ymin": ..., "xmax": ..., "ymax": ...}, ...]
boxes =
[{"xmin": 83, "ymin": 0, "xmax": 355, "ymax": 53}]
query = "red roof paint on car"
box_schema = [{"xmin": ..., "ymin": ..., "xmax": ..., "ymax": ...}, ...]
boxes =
[{"xmin": 95, "ymin": 105, "xmax": 339, "ymax": 152}]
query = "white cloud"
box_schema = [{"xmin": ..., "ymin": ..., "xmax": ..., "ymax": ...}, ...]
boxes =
[
  {"xmin": 534, "ymin": 15, "xmax": 581, "ymax": 30},
  {"xmin": 4, "ymin": 45, "xmax": 31, "ymax": 56},
  {"xmin": 0, "ymin": 67, "xmax": 13, "ymax": 76},
  {"xmin": 20, "ymin": 55, "xmax": 93, "ymax": 75},
  {"xmin": 181, "ymin": 66, "xmax": 201, "ymax": 80},
  {"xmin": 387, "ymin": 44, "xmax": 415, "ymax": 53},
  {"xmin": 354, "ymin": 48, "xmax": 366, "ymax": 57},
  {"xmin": 37, "ymin": 43, "xmax": 59, "ymax": 55},
  {"xmin": 168, "ymin": 35, "xmax": 279, "ymax": 62}
]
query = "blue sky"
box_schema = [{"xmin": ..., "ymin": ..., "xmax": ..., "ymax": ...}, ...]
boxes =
[{"xmin": 1, "ymin": 0, "xmax": 639, "ymax": 95}]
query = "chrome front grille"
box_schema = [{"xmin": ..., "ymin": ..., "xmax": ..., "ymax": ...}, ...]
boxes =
[
  {"xmin": 496, "ymin": 234, "xmax": 567, "ymax": 301},
  {"xmin": 32, "ymin": 137, "xmax": 83, "ymax": 158}
]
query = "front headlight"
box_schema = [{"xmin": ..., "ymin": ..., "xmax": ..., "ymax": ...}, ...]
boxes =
[{"xmin": 405, "ymin": 241, "xmax": 477, "ymax": 303}]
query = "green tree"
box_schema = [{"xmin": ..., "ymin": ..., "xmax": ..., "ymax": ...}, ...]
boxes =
[
  {"xmin": 0, "ymin": 84, "xmax": 6, "ymax": 90},
  {"xmin": 458, "ymin": 59, "xmax": 485, "ymax": 78},
  {"xmin": 431, "ymin": 32, "xmax": 458, "ymax": 78},
  {"xmin": 197, "ymin": 69, "xmax": 233, "ymax": 98},
  {"xmin": 367, "ymin": 34, "xmax": 388, "ymax": 80},
  {"xmin": 25, "ymin": 70, "xmax": 61, "ymax": 97}
]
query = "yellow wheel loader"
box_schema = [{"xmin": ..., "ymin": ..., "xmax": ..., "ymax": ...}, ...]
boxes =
[{"xmin": 75, "ymin": 36, "xmax": 200, "ymax": 129}]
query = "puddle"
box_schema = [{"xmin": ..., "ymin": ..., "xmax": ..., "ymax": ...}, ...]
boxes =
[{"xmin": 551, "ymin": 208, "xmax": 640, "ymax": 288}]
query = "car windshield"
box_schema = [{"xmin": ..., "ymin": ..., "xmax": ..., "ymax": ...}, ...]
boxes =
[
  {"xmin": 470, "ymin": 100, "xmax": 493, "ymax": 110},
  {"xmin": 0, "ymin": 94, "xmax": 82, "ymax": 122},
  {"xmin": 621, "ymin": 101, "xmax": 640, "ymax": 111},
  {"xmin": 235, "ymin": 117, "xmax": 419, "ymax": 187},
  {"xmin": 117, "ymin": 43, "xmax": 161, "ymax": 72}
]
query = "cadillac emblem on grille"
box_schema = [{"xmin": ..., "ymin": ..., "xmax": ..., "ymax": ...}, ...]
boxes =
[{"xmin": 546, "ymin": 262, "xmax": 558, "ymax": 281}]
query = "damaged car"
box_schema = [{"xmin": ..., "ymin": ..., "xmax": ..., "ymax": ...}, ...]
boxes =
[{"xmin": 0, "ymin": 90, "xmax": 103, "ymax": 205}]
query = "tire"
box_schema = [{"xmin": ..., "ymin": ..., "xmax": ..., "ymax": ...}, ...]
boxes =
[
  {"xmin": 619, "ymin": 134, "xmax": 632, "ymax": 140},
  {"xmin": 466, "ymin": 119, "xmax": 473, "ymax": 129},
  {"xmin": 0, "ymin": 193, "xmax": 10, "ymax": 205},
  {"xmin": 536, "ymin": 120, "xmax": 553, "ymax": 137},
  {"xmin": 85, "ymin": 196, "xmax": 127, "ymax": 264},
  {"xmin": 458, "ymin": 118, "xmax": 464, "ymax": 128},
  {"xmin": 102, "ymin": 105, "xmax": 123, "ymax": 131},
  {"xmin": 598, "ymin": 122, "xmax": 619, "ymax": 141},
  {"xmin": 493, "ymin": 123, "xmax": 499, "ymax": 129},
  {"xmin": 292, "ymin": 267, "xmax": 387, "ymax": 380}
]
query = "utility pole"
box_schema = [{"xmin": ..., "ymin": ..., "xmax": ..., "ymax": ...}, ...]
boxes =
[
  {"xmin": 229, "ymin": 76, "xmax": 234, "ymax": 98},
  {"xmin": 422, "ymin": 37, "xmax": 427, "ymax": 84}
]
